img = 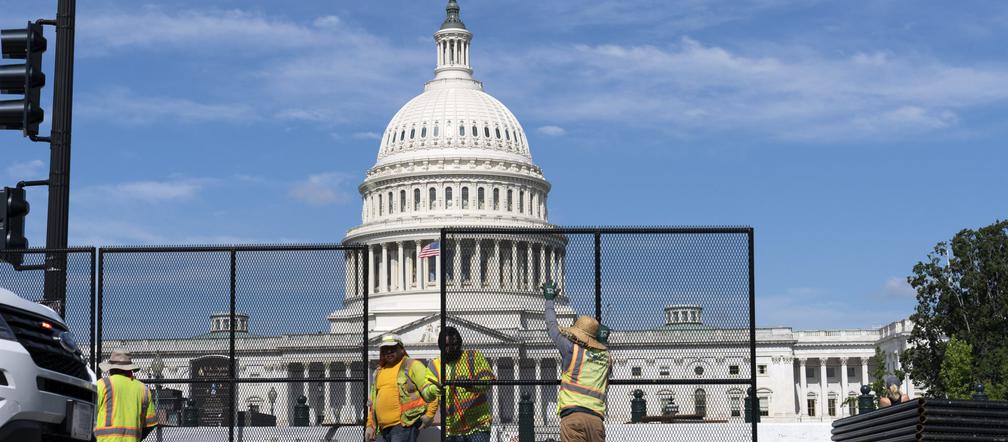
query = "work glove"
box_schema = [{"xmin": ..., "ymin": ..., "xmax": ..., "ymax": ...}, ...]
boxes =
[
  {"xmin": 421, "ymin": 415, "xmax": 435, "ymax": 429},
  {"xmin": 541, "ymin": 281, "xmax": 558, "ymax": 301},
  {"xmin": 420, "ymin": 382, "xmax": 441, "ymax": 402},
  {"xmin": 364, "ymin": 426, "xmax": 376, "ymax": 442},
  {"xmin": 597, "ymin": 324, "xmax": 610, "ymax": 344}
]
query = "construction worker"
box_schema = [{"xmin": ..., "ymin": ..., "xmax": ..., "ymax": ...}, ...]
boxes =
[
  {"xmin": 365, "ymin": 334, "xmax": 440, "ymax": 442},
  {"xmin": 94, "ymin": 349, "xmax": 158, "ymax": 442},
  {"xmin": 426, "ymin": 326, "xmax": 496, "ymax": 442},
  {"xmin": 543, "ymin": 281, "xmax": 611, "ymax": 442}
]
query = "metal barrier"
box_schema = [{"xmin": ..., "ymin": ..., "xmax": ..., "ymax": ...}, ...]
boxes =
[
  {"xmin": 439, "ymin": 227, "xmax": 757, "ymax": 442},
  {"xmin": 97, "ymin": 244, "xmax": 368, "ymax": 442},
  {"xmin": 831, "ymin": 397, "xmax": 1008, "ymax": 441}
]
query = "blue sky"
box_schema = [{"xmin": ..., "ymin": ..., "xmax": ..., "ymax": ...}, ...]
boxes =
[{"xmin": 1, "ymin": 0, "xmax": 1005, "ymax": 330}]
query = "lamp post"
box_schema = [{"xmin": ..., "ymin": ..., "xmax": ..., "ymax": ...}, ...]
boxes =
[
  {"xmin": 151, "ymin": 353, "xmax": 164, "ymax": 442},
  {"xmin": 268, "ymin": 386, "xmax": 278, "ymax": 417}
]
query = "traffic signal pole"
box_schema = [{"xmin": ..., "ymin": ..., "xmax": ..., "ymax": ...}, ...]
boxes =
[{"xmin": 42, "ymin": 0, "xmax": 75, "ymax": 316}]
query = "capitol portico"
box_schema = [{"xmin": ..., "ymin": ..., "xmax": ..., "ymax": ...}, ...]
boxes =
[{"xmin": 97, "ymin": 1, "xmax": 923, "ymax": 431}]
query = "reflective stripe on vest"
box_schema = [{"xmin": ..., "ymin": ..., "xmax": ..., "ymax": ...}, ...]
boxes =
[
  {"xmin": 94, "ymin": 427, "xmax": 141, "ymax": 438},
  {"xmin": 557, "ymin": 343, "xmax": 609, "ymax": 416},
  {"xmin": 96, "ymin": 374, "xmax": 155, "ymax": 442},
  {"xmin": 431, "ymin": 352, "xmax": 493, "ymax": 435},
  {"xmin": 103, "ymin": 376, "xmax": 115, "ymax": 427},
  {"xmin": 369, "ymin": 357, "xmax": 428, "ymax": 429}
]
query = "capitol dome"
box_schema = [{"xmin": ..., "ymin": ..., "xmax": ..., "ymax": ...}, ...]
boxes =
[{"xmin": 338, "ymin": 0, "xmax": 569, "ymax": 335}]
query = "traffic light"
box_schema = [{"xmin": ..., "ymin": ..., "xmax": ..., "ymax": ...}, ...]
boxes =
[
  {"xmin": 0, "ymin": 187, "xmax": 29, "ymax": 266},
  {"xmin": 0, "ymin": 23, "xmax": 46, "ymax": 137}
]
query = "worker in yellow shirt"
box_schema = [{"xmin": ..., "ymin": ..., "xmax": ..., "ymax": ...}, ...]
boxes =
[
  {"xmin": 366, "ymin": 334, "xmax": 440, "ymax": 442},
  {"xmin": 94, "ymin": 349, "xmax": 158, "ymax": 442}
]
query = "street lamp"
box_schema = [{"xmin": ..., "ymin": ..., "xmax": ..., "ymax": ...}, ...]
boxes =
[
  {"xmin": 150, "ymin": 353, "xmax": 164, "ymax": 442},
  {"xmin": 268, "ymin": 386, "xmax": 278, "ymax": 417}
]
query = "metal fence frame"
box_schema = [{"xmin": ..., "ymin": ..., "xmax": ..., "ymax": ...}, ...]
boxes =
[
  {"xmin": 439, "ymin": 226, "xmax": 757, "ymax": 441},
  {"xmin": 97, "ymin": 243, "xmax": 369, "ymax": 442}
]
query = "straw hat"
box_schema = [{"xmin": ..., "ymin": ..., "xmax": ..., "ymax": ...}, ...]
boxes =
[
  {"xmin": 99, "ymin": 349, "xmax": 140, "ymax": 372},
  {"xmin": 561, "ymin": 316, "xmax": 607, "ymax": 350}
]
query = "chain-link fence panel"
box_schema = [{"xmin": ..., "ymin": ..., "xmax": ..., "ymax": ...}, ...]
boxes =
[
  {"xmin": 0, "ymin": 248, "xmax": 95, "ymax": 372},
  {"xmin": 98, "ymin": 244, "xmax": 368, "ymax": 442},
  {"xmin": 441, "ymin": 227, "xmax": 756, "ymax": 442}
]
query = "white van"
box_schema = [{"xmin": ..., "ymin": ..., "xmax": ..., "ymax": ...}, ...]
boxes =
[{"xmin": 0, "ymin": 286, "xmax": 96, "ymax": 441}]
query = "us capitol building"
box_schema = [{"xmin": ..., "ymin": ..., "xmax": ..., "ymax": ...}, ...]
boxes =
[{"xmin": 101, "ymin": 1, "xmax": 920, "ymax": 428}]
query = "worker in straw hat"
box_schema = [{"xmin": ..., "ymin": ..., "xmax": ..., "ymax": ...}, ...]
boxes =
[
  {"xmin": 365, "ymin": 334, "xmax": 440, "ymax": 442},
  {"xmin": 542, "ymin": 281, "xmax": 611, "ymax": 442},
  {"xmin": 94, "ymin": 349, "xmax": 158, "ymax": 441}
]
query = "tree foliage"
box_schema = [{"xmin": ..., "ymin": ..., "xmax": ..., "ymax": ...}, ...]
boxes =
[
  {"xmin": 904, "ymin": 219, "xmax": 1008, "ymax": 400},
  {"xmin": 939, "ymin": 336, "xmax": 974, "ymax": 400}
]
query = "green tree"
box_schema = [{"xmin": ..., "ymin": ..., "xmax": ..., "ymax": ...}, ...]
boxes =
[
  {"xmin": 939, "ymin": 336, "xmax": 974, "ymax": 399},
  {"xmin": 903, "ymin": 219, "xmax": 1008, "ymax": 400}
]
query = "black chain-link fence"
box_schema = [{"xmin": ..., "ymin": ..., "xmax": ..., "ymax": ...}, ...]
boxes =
[
  {"xmin": 439, "ymin": 227, "xmax": 756, "ymax": 442},
  {"xmin": 97, "ymin": 244, "xmax": 368, "ymax": 442}
]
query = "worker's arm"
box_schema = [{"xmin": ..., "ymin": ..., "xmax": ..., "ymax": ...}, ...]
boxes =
[
  {"xmin": 545, "ymin": 298, "xmax": 573, "ymax": 368},
  {"xmin": 424, "ymin": 361, "xmax": 440, "ymax": 418}
]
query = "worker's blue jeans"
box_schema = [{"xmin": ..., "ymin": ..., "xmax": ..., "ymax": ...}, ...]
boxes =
[
  {"xmin": 380, "ymin": 422, "xmax": 421, "ymax": 442},
  {"xmin": 447, "ymin": 431, "xmax": 491, "ymax": 442}
]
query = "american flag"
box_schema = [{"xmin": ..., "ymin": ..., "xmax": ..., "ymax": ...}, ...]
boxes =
[{"xmin": 419, "ymin": 241, "xmax": 440, "ymax": 258}]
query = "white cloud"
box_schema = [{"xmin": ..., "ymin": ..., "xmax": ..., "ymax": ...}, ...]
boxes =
[
  {"xmin": 78, "ymin": 178, "xmax": 209, "ymax": 203},
  {"xmin": 77, "ymin": 87, "xmax": 256, "ymax": 124},
  {"xmin": 483, "ymin": 37, "xmax": 1008, "ymax": 140},
  {"xmin": 883, "ymin": 277, "xmax": 917, "ymax": 298},
  {"xmin": 5, "ymin": 160, "xmax": 45, "ymax": 179},
  {"xmin": 537, "ymin": 125, "xmax": 567, "ymax": 136},
  {"xmin": 353, "ymin": 131, "xmax": 382, "ymax": 139},
  {"xmin": 290, "ymin": 172, "xmax": 354, "ymax": 206}
]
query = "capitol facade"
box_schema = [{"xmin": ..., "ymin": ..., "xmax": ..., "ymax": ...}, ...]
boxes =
[{"xmin": 100, "ymin": 0, "xmax": 921, "ymax": 430}]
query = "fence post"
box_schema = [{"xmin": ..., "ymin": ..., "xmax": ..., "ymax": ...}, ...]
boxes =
[
  {"xmin": 630, "ymin": 389, "xmax": 646, "ymax": 423},
  {"xmin": 518, "ymin": 392, "xmax": 534, "ymax": 442},
  {"xmin": 857, "ymin": 385, "xmax": 875, "ymax": 414},
  {"xmin": 972, "ymin": 384, "xmax": 988, "ymax": 401},
  {"xmin": 293, "ymin": 395, "xmax": 310, "ymax": 426}
]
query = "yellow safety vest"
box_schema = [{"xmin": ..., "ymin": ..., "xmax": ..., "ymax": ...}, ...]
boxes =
[
  {"xmin": 557, "ymin": 343, "xmax": 610, "ymax": 417},
  {"xmin": 367, "ymin": 357, "xmax": 435, "ymax": 431},
  {"xmin": 428, "ymin": 351, "xmax": 495, "ymax": 435},
  {"xmin": 94, "ymin": 374, "xmax": 158, "ymax": 442}
]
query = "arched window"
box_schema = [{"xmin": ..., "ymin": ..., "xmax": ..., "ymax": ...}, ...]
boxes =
[
  {"xmin": 461, "ymin": 187, "xmax": 469, "ymax": 209},
  {"xmin": 446, "ymin": 187, "xmax": 454, "ymax": 208},
  {"xmin": 507, "ymin": 190, "xmax": 513, "ymax": 212},
  {"xmin": 414, "ymin": 188, "xmax": 421, "ymax": 211},
  {"xmin": 421, "ymin": 127, "xmax": 427, "ymax": 138},
  {"xmin": 484, "ymin": 126, "xmax": 491, "ymax": 138},
  {"xmin": 505, "ymin": 129, "xmax": 510, "ymax": 140},
  {"xmin": 493, "ymin": 189, "xmax": 500, "ymax": 210},
  {"xmin": 429, "ymin": 188, "xmax": 437, "ymax": 210},
  {"xmin": 694, "ymin": 389, "xmax": 707, "ymax": 417},
  {"xmin": 471, "ymin": 125, "xmax": 478, "ymax": 136},
  {"xmin": 728, "ymin": 388, "xmax": 743, "ymax": 418},
  {"xmin": 400, "ymin": 130, "xmax": 405, "ymax": 141},
  {"xmin": 378, "ymin": 194, "xmax": 383, "ymax": 215},
  {"xmin": 399, "ymin": 190, "xmax": 406, "ymax": 212},
  {"xmin": 409, "ymin": 128, "xmax": 415, "ymax": 139},
  {"xmin": 459, "ymin": 125, "xmax": 465, "ymax": 136},
  {"xmin": 433, "ymin": 125, "xmax": 439, "ymax": 137},
  {"xmin": 388, "ymin": 191, "xmax": 393, "ymax": 214},
  {"xmin": 807, "ymin": 392, "xmax": 817, "ymax": 417},
  {"xmin": 495, "ymin": 128, "xmax": 501, "ymax": 139},
  {"xmin": 477, "ymin": 187, "xmax": 485, "ymax": 209},
  {"xmin": 519, "ymin": 191, "xmax": 525, "ymax": 214}
]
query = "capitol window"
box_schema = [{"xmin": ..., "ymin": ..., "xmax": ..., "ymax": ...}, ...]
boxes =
[
  {"xmin": 446, "ymin": 187, "xmax": 454, "ymax": 208},
  {"xmin": 461, "ymin": 187, "xmax": 469, "ymax": 209},
  {"xmin": 758, "ymin": 364, "xmax": 767, "ymax": 375},
  {"xmin": 400, "ymin": 190, "xmax": 406, "ymax": 212},
  {"xmin": 410, "ymin": 128, "xmax": 415, "ymax": 139},
  {"xmin": 477, "ymin": 188, "xmax": 485, "ymax": 209},
  {"xmin": 388, "ymin": 192, "xmax": 393, "ymax": 213},
  {"xmin": 459, "ymin": 125, "xmax": 465, "ymax": 136},
  {"xmin": 659, "ymin": 366, "xmax": 670, "ymax": 376},
  {"xmin": 433, "ymin": 125, "xmax": 439, "ymax": 137},
  {"xmin": 429, "ymin": 188, "xmax": 437, "ymax": 209},
  {"xmin": 378, "ymin": 194, "xmax": 383, "ymax": 215},
  {"xmin": 484, "ymin": 126, "xmax": 490, "ymax": 138},
  {"xmin": 631, "ymin": 366, "xmax": 642, "ymax": 377},
  {"xmin": 729, "ymin": 365, "xmax": 740, "ymax": 375},
  {"xmin": 414, "ymin": 189, "xmax": 421, "ymax": 211},
  {"xmin": 421, "ymin": 127, "xmax": 426, "ymax": 138},
  {"xmin": 518, "ymin": 191, "xmax": 524, "ymax": 213},
  {"xmin": 495, "ymin": 128, "xmax": 501, "ymax": 139},
  {"xmin": 400, "ymin": 130, "xmax": 405, "ymax": 141},
  {"xmin": 505, "ymin": 129, "xmax": 510, "ymax": 140},
  {"xmin": 472, "ymin": 125, "xmax": 478, "ymax": 136},
  {"xmin": 493, "ymin": 189, "xmax": 500, "ymax": 210},
  {"xmin": 507, "ymin": 190, "xmax": 513, "ymax": 211}
]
